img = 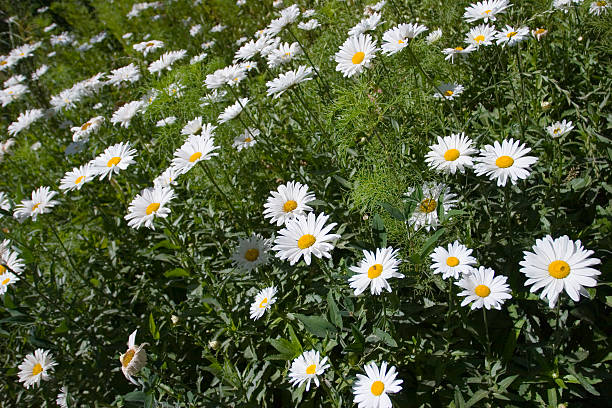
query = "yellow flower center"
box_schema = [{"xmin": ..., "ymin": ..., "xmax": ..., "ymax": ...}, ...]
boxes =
[
  {"xmin": 32, "ymin": 203, "xmax": 41, "ymax": 211},
  {"xmin": 284, "ymin": 52, "xmax": 291, "ymax": 56},
  {"xmin": 122, "ymin": 349, "xmax": 135, "ymax": 367},
  {"xmin": 474, "ymin": 284, "xmax": 491, "ymax": 298},
  {"xmin": 244, "ymin": 248, "xmax": 259, "ymax": 262},
  {"xmin": 0, "ymin": 264, "xmax": 6, "ymax": 273},
  {"xmin": 444, "ymin": 148, "xmax": 460, "ymax": 161},
  {"xmin": 553, "ymin": 127, "xmax": 561, "ymax": 134},
  {"xmin": 352, "ymin": 51, "xmax": 365, "ymax": 65},
  {"xmin": 484, "ymin": 9, "xmax": 492, "ymax": 14},
  {"xmin": 548, "ymin": 260, "xmax": 570, "ymax": 279},
  {"xmin": 398, "ymin": 39, "xmax": 404, "ymax": 44},
  {"xmin": 474, "ymin": 35, "xmax": 485, "ymax": 43},
  {"xmin": 495, "ymin": 155, "xmax": 514, "ymax": 168},
  {"xmin": 244, "ymin": 137, "xmax": 252, "ymax": 143},
  {"xmin": 371, "ymin": 380, "xmax": 385, "ymax": 396},
  {"xmin": 506, "ymin": 31, "xmax": 517, "ymax": 38},
  {"xmin": 0, "ymin": 60, "xmax": 7, "ymax": 65},
  {"xmin": 189, "ymin": 152, "xmax": 202, "ymax": 162},
  {"xmin": 259, "ymin": 297, "xmax": 268, "ymax": 308},
  {"xmin": 283, "ymin": 200, "xmax": 298, "ymax": 213},
  {"xmin": 367, "ymin": 264, "xmax": 383, "ymax": 279},
  {"xmin": 306, "ymin": 364, "xmax": 316, "ymax": 375},
  {"xmin": 146, "ymin": 42, "xmax": 155, "ymax": 46},
  {"xmin": 74, "ymin": 176, "xmax": 85, "ymax": 184},
  {"xmin": 297, "ymin": 234, "xmax": 316, "ymax": 249},
  {"xmin": 535, "ymin": 28, "xmax": 546, "ymax": 35},
  {"xmin": 597, "ymin": 1, "xmax": 606, "ymax": 5},
  {"xmin": 107, "ymin": 156, "xmax": 121, "ymax": 167},
  {"xmin": 444, "ymin": 90, "xmax": 454, "ymax": 96},
  {"xmin": 454, "ymin": 46, "xmax": 464, "ymax": 51},
  {"xmin": 419, "ymin": 198, "xmax": 437, "ymax": 213},
  {"xmin": 146, "ymin": 203, "xmax": 160, "ymax": 215},
  {"xmin": 81, "ymin": 122, "xmax": 92, "ymax": 131},
  {"xmin": 2, "ymin": 277, "xmax": 10, "ymax": 285},
  {"xmin": 32, "ymin": 363, "xmax": 43, "ymax": 376},
  {"xmin": 446, "ymin": 256, "xmax": 460, "ymax": 267}
]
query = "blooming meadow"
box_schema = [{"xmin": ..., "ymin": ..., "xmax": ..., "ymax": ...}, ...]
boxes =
[{"xmin": 0, "ymin": 0, "xmax": 610, "ymax": 406}]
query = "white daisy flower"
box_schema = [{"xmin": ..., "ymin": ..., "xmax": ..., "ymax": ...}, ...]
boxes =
[
  {"xmin": 463, "ymin": 0, "xmax": 511, "ymax": 23},
  {"xmin": 273, "ymin": 212, "xmax": 340, "ymax": 266},
  {"xmin": 0, "ymin": 138, "xmax": 16, "ymax": 161},
  {"xmin": 190, "ymin": 24, "xmax": 202, "ymax": 36},
  {"xmin": 120, "ymin": 330, "xmax": 148, "ymax": 385},
  {"xmin": 532, "ymin": 28, "xmax": 548, "ymax": 41},
  {"xmin": 91, "ymin": 142, "xmax": 137, "ymax": 180},
  {"xmin": 348, "ymin": 12, "xmax": 383, "ymax": 37},
  {"xmin": 107, "ymin": 63, "xmax": 140, "ymax": 87},
  {"xmin": 233, "ymin": 128, "xmax": 259, "ymax": 151},
  {"xmin": 133, "ymin": 40, "xmax": 164, "ymax": 56},
  {"xmin": 13, "ymin": 187, "xmax": 59, "ymax": 222},
  {"xmin": 303, "ymin": 9, "xmax": 315, "ymax": 17},
  {"xmin": 218, "ymin": 98, "xmax": 248, "ymax": 124},
  {"xmin": 349, "ymin": 247, "xmax": 404, "ymax": 296},
  {"xmin": 8, "ymin": 109, "xmax": 44, "ymax": 136},
  {"xmin": 153, "ymin": 167, "xmax": 179, "ymax": 188},
  {"xmin": 181, "ymin": 117, "xmax": 216, "ymax": 137},
  {"xmin": 250, "ymin": 286, "xmax": 277, "ymax": 320},
  {"xmin": 71, "ymin": 116, "xmax": 104, "ymax": 142},
  {"xmin": 553, "ymin": 0, "xmax": 582, "ymax": 12},
  {"xmin": 589, "ymin": 1, "xmax": 610, "ymax": 15},
  {"xmin": 111, "ymin": 100, "xmax": 144, "ymax": 128},
  {"xmin": 267, "ymin": 42, "xmax": 302, "ymax": 68},
  {"xmin": 519, "ymin": 235, "xmax": 601, "ymax": 308},
  {"xmin": 170, "ymin": 134, "xmax": 220, "ymax": 175},
  {"xmin": 1, "ymin": 84, "xmax": 29, "ymax": 107},
  {"xmin": 56, "ymin": 386, "xmax": 69, "ymax": 408},
  {"xmin": 381, "ymin": 23, "xmax": 428, "ymax": 55},
  {"xmin": 407, "ymin": 182, "xmax": 457, "ymax": 231},
  {"xmin": 231, "ymin": 233, "xmax": 271, "ymax": 271},
  {"xmin": 546, "ymin": 119, "xmax": 574, "ymax": 138},
  {"xmin": 0, "ymin": 192, "xmax": 10, "ymax": 215},
  {"xmin": 200, "ymin": 89, "xmax": 227, "ymax": 107},
  {"xmin": 288, "ymin": 350, "xmax": 330, "ymax": 392},
  {"xmin": 433, "ymin": 83, "xmax": 465, "ymax": 100},
  {"xmin": 298, "ymin": 19, "xmax": 320, "ymax": 30},
  {"xmin": 31, "ymin": 64, "xmax": 49, "ymax": 80},
  {"xmin": 430, "ymin": 241, "xmax": 477, "ymax": 280},
  {"xmin": 263, "ymin": 181, "xmax": 315, "ymax": 226},
  {"xmin": 426, "ymin": 28, "xmax": 443, "ymax": 44},
  {"xmin": 353, "ymin": 361, "xmax": 403, "ymax": 408},
  {"xmin": 147, "ymin": 50, "xmax": 187, "ymax": 75},
  {"xmin": 156, "ymin": 116, "xmax": 177, "ymax": 127},
  {"xmin": 166, "ymin": 82, "xmax": 185, "ymax": 98},
  {"xmin": 201, "ymin": 40, "xmax": 216, "ymax": 49},
  {"xmin": 456, "ymin": 266, "xmax": 512, "ymax": 310},
  {"xmin": 442, "ymin": 45, "xmax": 475, "ymax": 63},
  {"xmin": 266, "ymin": 65, "xmax": 313, "ymax": 98},
  {"xmin": 335, "ymin": 34, "xmax": 379, "ymax": 78},
  {"xmin": 465, "ymin": 23, "xmax": 497, "ymax": 48},
  {"xmin": 473, "ymin": 138, "xmax": 538, "ymax": 186},
  {"xmin": 190, "ymin": 53, "xmax": 207, "ymax": 64},
  {"xmin": 425, "ymin": 132, "xmax": 477, "ymax": 174},
  {"xmin": 495, "ymin": 25, "xmax": 530, "ymax": 47},
  {"xmin": 17, "ymin": 349, "xmax": 57, "ymax": 388},
  {"xmin": 125, "ymin": 186, "xmax": 175, "ymax": 230},
  {"xmin": 210, "ymin": 23, "xmax": 227, "ymax": 33},
  {"xmin": 59, "ymin": 164, "xmax": 94, "ymax": 192},
  {"xmin": 0, "ymin": 270, "xmax": 19, "ymax": 294},
  {"xmin": 265, "ymin": 4, "xmax": 300, "ymax": 36}
]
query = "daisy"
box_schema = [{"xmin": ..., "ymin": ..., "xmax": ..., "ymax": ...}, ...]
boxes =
[
  {"xmin": 233, "ymin": 128, "xmax": 259, "ymax": 151},
  {"xmin": 473, "ymin": 138, "xmax": 538, "ymax": 186},
  {"xmin": 133, "ymin": 40, "xmax": 164, "ymax": 56},
  {"xmin": 303, "ymin": 9, "xmax": 316, "ymax": 18},
  {"xmin": 532, "ymin": 28, "xmax": 548, "ymax": 41},
  {"xmin": 13, "ymin": 187, "xmax": 59, "ymax": 221},
  {"xmin": 107, "ymin": 63, "xmax": 140, "ymax": 87},
  {"xmin": 120, "ymin": 330, "xmax": 148, "ymax": 385},
  {"xmin": 349, "ymin": 247, "xmax": 404, "ymax": 295},
  {"xmin": 200, "ymin": 89, "xmax": 227, "ymax": 106},
  {"xmin": 273, "ymin": 212, "xmax": 340, "ymax": 266},
  {"xmin": 59, "ymin": 164, "xmax": 95, "ymax": 192},
  {"xmin": 298, "ymin": 19, "xmax": 320, "ymax": 30},
  {"xmin": 348, "ymin": 12, "xmax": 383, "ymax": 37},
  {"xmin": 519, "ymin": 235, "xmax": 601, "ymax": 308},
  {"xmin": 91, "ymin": 142, "xmax": 137, "ymax": 180},
  {"xmin": 182, "ymin": 117, "xmax": 216, "ymax": 137},
  {"xmin": 231, "ymin": 233, "xmax": 271, "ymax": 271},
  {"xmin": 0, "ymin": 192, "xmax": 10, "ymax": 215},
  {"xmin": 31, "ymin": 64, "xmax": 49, "ymax": 80},
  {"xmin": 426, "ymin": 28, "xmax": 443, "ymax": 44},
  {"xmin": 406, "ymin": 182, "xmax": 457, "ymax": 231},
  {"xmin": 463, "ymin": 0, "xmax": 511, "ymax": 23},
  {"xmin": 553, "ymin": 0, "xmax": 582, "ymax": 12},
  {"xmin": 0, "ymin": 271, "xmax": 19, "ymax": 294},
  {"xmin": 335, "ymin": 34, "xmax": 378, "ymax": 78},
  {"xmin": 589, "ymin": 1, "xmax": 610, "ymax": 15},
  {"xmin": 201, "ymin": 40, "xmax": 216, "ymax": 49},
  {"xmin": 1, "ymin": 84, "xmax": 29, "ymax": 107},
  {"xmin": 147, "ymin": 50, "xmax": 187, "ymax": 75},
  {"xmin": 381, "ymin": 23, "xmax": 428, "ymax": 55},
  {"xmin": 190, "ymin": 53, "xmax": 207, "ymax": 64},
  {"xmin": 495, "ymin": 25, "xmax": 529, "ymax": 47},
  {"xmin": 71, "ymin": 116, "xmax": 104, "ymax": 142},
  {"xmin": 353, "ymin": 361, "xmax": 403, "ymax": 408},
  {"xmin": 265, "ymin": 4, "xmax": 300, "ymax": 35},
  {"xmin": 17, "ymin": 349, "xmax": 57, "ymax": 389},
  {"xmin": 170, "ymin": 134, "xmax": 220, "ymax": 175},
  {"xmin": 425, "ymin": 133, "xmax": 477, "ymax": 175},
  {"xmin": 288, "ymin": 350, "xmax": 330, "ymax": 392},
  {"xmin": 263, "ymin": 181, "xmax": 315, "ymax": 226},
  {"xmin": 546, "ymin": 119, "xmax": 574, "ymax": 138},
  {"xmin": 218, "ymin": 98, "xmax": 249, "ymax": 124},
  {"xmin": 465, "ymin": 24, "xmax": 497, "ymax": 48},
  {"xmin": 156, "ymin": 116, "xmax": 177, "ymax": 127},
  {"xmin": 153, "ymin": 167, "xmax": 179, "ymax": 188},
  {"xmin": 430, "ymin": 241, "xmax": 478, "ymax": 280},
  {"xmin": 125, "ymin": 186, "xmax": 175, "ymax": 230},
  {"xmin": 250, "ymin": 286, "xmax": 277, "ymax": 320},
  {"xmin": 190, "ymin": 24, "xmax": 202, "ymax": 36},
  {"xmin": 433, "ymin": 83, "xmax": 464, "ymax": 100},
  {"xmin": 166, "ymin": 82, "xmax": 185, "ymax": 98},
  {"xmin": 8, "ymin": 109, "xmax": 44, "ymax": 136},
  {"xmin": 457, "ymin": 266, "xmax": 512, "ymax": 310},
  {"xmin": 56, "ymin": 386, "xmax": 69, "ymax": 408},
  {"xmin": 442, "ymin": 45, "xmax": 475, "ymax": 63},
  {"xmin": 210, "ymin": 23, "xmax": 227, "ymax": 33},
  {"xmin": 0, "ymin": 138, "xmax": 16, "ymax": 161},
  {"xmin": 266, "ymin": 66, "xmax": 313, "ymax": 98},
  {"xmin": 267, "ymin": 42, "xmax": 302, "ymax": 68},
  {"xmin": 111, "ymin": 100, "xmax": 144, "ymax": 128}
]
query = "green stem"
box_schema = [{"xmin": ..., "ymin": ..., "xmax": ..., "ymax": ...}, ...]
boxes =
[
  {"xmin": 199, "ymin": 160, "xmax": 236, "ymax": 217},
  {"xmin": 482, "ymin": 308, "xmax": 491, "ymax": 356}
]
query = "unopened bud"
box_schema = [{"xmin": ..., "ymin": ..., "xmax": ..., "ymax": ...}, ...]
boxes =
[{"xmin": 208, "ymin": 340, "xmax": 220, "ymax": 350}]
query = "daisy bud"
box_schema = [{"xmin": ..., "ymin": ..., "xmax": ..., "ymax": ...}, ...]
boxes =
[
  {"xmin": 208, "ymin": 340, "xmax": 221, "ymax": 350},
  {"xmin": 171, "ymin": 315, "xmax": 179, "ymax": 325}
]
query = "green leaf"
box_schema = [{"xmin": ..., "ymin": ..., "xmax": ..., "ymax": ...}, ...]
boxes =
[
  {"xmin": 327, "ymin": 291, "xmax": 343, "ymax": 329},
  {"xmin": 503, "ymin": 318, "xmax": 525, "ymax": 361},
  {"xmin": 566, "ymin": 367, "xmax": 600, "ymax": 396},
  {"xmin": 163, "ymin": 268, "xmax": 190, "ymax": 278},
  {"xmin": 268, "ymin": 338, "xmax": 300, "ymax": 360},
  {"xmin": 419, "ymin": 228, "xmax": 446, "ymax": 260},
  {"xmin": 465, "ymin": 389, "xmax": 488, "ymax": 407},
  {"xmin": 498, "ymin": 375, "xmax": 518, "ymax": 392},
  {"xmin": 371, "ymin": 213, "xmax": 387, "ymax": 248},
  {"xmin": 124, "ymin": 391, "xmax": 147, "ymax": 402},
  {"xmin": 454, "ymin": 387, "xmax": 466, "ymax": 408},
  {"xmin": 149, "ymin": 312, "xmax": 160, "ymax": 340},
  {"xmin": 380, "ymin": 202, "xmax": 405, "ymax": 221},
  {"xmin": 295, "ymin": 314, "xmax": 337, "ymax": 338},
  {"xmin": 547, "ymin": 388, "xmax": 557, "ymax": 408},
  {"xmin": 332, "ymin": 175, "xmax": 352, "ymax": 189},
  {"xmin": 372, "ymin": 328, "xmax": 398, "ymax": 347}
]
